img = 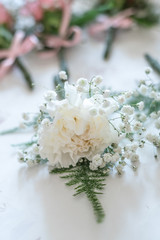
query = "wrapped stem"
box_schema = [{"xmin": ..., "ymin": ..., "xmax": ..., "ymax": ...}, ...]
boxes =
[
  {"xmin": 15, "ymin": 58, "xmax": 34, "ymax": 90},
  {"xmin": 53, "ymin": 48, "xmax": 69, "ymax": 99},
  {"xmin": 103, "ymin": 27, "xmax": 116, "ymax": 60}
]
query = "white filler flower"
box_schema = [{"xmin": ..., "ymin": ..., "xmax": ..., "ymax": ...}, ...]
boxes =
[{"xmin": 38, "ymin": 82, "xmax": 118, "ymax": 168}]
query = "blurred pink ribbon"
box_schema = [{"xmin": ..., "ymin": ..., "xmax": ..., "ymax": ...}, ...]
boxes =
[
  {"xmin": 0, "ymin": 3, "xmax": 13, "ymax": 27},
  {"xmin": 40, "ymin": 0, "xmax": 82, "ymax": 58},
  {"xmin": 0, "ymin": 31, "xmax": 38, "ymax": 78},
  {"xmin": 89, "ymin": 9, "xmax": 134, "ymax": 36}
]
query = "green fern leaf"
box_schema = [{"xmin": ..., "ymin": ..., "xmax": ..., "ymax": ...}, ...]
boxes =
[{"xmin": 50, "ymin": 159, "xmax": 110, "ymax": 223}]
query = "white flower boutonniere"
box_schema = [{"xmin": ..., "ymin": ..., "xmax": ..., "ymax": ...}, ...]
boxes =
[{"xmin": 1, "ymin": 70, "xmax": 160, "ymax": 223}]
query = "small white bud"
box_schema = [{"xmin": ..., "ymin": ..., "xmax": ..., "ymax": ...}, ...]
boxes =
[
  {"xmin": 59, "ymin": 71, "xmax": 67, "ymax": 80},
  {"xmin": 137, "ymin": 101, "xmax": 144, "ymax": 111},
  {"xmin": 93, "ymin": 75, "xmax": 103, "ymax": 85},
  {"xmin": 145, "ymin": 67, "xmax": 152, "ymax": 75},
  {"xmin": 77, "ymin": 78, "xmax": 88, "ymax": 87},
  {"xmin": 102, "ymin": 100, "xmax": 110, "ymax": 108},
  {"xmin": 139, "ymin": 84, "xmax": 147, "ymax": 95},
  {"xmin": 103, "ymin": 89, "xmax": 110, "ymax": 98},
  {"xmin": 41, "ymin": 118, "xmax": 50, "ymax": 127},
  {"xmin": 44, "ymin": 90, "xmax": 57, "ymax": 101},
  {"xmin": 22, "ymin": 113, "xmax": 29, "ymax": 121}
]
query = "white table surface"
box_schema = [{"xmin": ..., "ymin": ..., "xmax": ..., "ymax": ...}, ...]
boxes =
[{"xmin": 0, "ymin": 15, "xmax": 160, "ymax": 240}]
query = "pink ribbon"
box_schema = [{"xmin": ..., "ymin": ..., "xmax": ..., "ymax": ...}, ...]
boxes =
[
  {"xmin": 0, "ymin": 31, "xmax": 38, "ymax": 78},
  {"xmin": 0, "ymin": 3, "xmax": 13, "ymax": 27},
  {"xmin": 40, "ymin": 0, "xmax": 81, "ymax": 57},
  {"xmin": 89, "ymin": 9, "xmax": 134, "ymax": 36}
]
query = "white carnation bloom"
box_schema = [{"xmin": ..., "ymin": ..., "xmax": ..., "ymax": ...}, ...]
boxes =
[{"xmin": 38, "ymin": 84, "xmax": 118, "ymax": 168}]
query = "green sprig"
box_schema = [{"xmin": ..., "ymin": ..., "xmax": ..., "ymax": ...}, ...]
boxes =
[
  {"xmin": 53, "ymin": 48, "xmax": 68, "ymax": 100},
  {"xmin": 15, "ymin": 58, "xmax": 34, "ymax": 90},
  {"xmin": 50, "ymin": 160, "xmax": 110, "ymax": 223}
]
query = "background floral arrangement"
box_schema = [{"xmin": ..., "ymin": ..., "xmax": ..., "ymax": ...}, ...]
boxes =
[
  {"xmin": 0, "ymin": 0, "xmax": 159, "ymax": 90},
  {"xmin": 0, "ymin": 3, "xmax": 38, "ymax": 89},
  {"xmin": 1, "ymin": 68, "xmax": 160, "ymax": 223}
]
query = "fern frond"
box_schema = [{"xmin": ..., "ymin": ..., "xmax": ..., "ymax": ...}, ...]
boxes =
[{"xmin": 50, "ymin": 160, "xmax": 110, "ymax": 223}]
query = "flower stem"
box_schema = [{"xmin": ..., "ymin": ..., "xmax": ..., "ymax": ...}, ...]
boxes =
[
  {"xmin": 0, "ymin": 127, "xmax": 20, "ymax": 135},
  {"xmin": 144, "ymin": 53, "xmax": 160, "ymax": 75},
  {"xmin": 103, "ymin": 27, "xmax": 116, "ymax": 60},
  {"xmin": 53, "ymin": 48, "xmax": 69, "ymax": 99},
  {"xmin": 15, "ymin": 58, "xmax": 34, "ymax": 90},
  {"xmin": 58, "ymin": 48, "xmax": 69, "ymax": 76}
]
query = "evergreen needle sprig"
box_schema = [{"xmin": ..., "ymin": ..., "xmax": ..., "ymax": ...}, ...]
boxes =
[{"xmin": 50, "ymin": 159, "xmax": 110, "ymax": 223}]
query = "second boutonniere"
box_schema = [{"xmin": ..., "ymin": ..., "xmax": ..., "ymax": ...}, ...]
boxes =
[
  {"xmin": 0, "ymin": 3, "xmax": 37, "ymax": 89},
  {"xmin": 21, "ymin": 0, "xmax": 82, "ymax": 87}
]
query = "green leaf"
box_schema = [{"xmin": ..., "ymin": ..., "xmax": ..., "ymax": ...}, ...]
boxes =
[
  {"xmin": 70, "ymin": 3, "xmax": 114, "ymax": 27},
  {"xmin": 0, "ymin": 26, "xmax": 12, "ymax": 49},
  {"xmin": 42, "ymin": 10, "xmax": 63, "ymax": 34},
  {"xmin": 50, "ymin": 160, "xmax": 110, "ymax": 223}
]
